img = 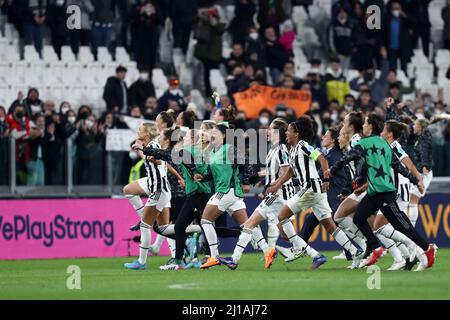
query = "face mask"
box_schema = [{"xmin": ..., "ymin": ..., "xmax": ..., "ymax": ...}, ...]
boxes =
[
  {"xmin": 344, "ymin": 104, "xmax": 353, "ymax": 111},
  {"xmin": 16, "ymin": 111, "xmax": 24, "ymax": 119},
  {"xmin": 139, "ymin": 73, "xmax": 149, "ymax": 80},
  {"xmin": 170, "ymin": 89, "xmax": 181, "ymax": 96},
  {"xmin": 392, "ymin": 10, "xmax": 400, "ymax": 17},
  {"xmin": 338, "ymin": 17, "xmax": 347, "ymax": 24},
  {"xmin": 0, "ymin": 116, "xmax": 4, "ymax": 122},
  {"xmin": 260, "ymin": 116, "xmax": 270, "ymax": 125},
  {"xmin": 61, "ymin": 107, "xmax": 69, "ymax": 114},
  {"xmin": 331, "ymin": 112, "xmax": 339, "ymax": 122},
  {"xmin": 416, "ymin": 113, "xmax": 425, "ymax": 120},
  {"xmin": 249, "ymin": 32, "xmax": 258, "ymax": 40},
  {"xmin": 68, "ymin": 116, "xmax": 76, "ymax": 124},
  {"xmin": 129, "ymin": 151, "xmax": 139, "ymax": 160},
  {"xmin": 85, "ymin": 120, "xmax": 94, "ymax": 129}
]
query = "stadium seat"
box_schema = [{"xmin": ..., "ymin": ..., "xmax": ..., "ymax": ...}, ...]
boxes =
[
  {"xmin": 209, "ymin": 69, "xmax": 228, "ymax": 95},
  {"xmin": 396, "ymin": 69, "xmax": 411, "ymax": 87},
  {"xmin": 61, "ymin": 45, "xmax": 76, "ymax": 62},
  {"xmin": 179, "ymin": 62, "xmax": 193, "ymax": 89},
  {"xmin": 24, "ymin": 45, "xmax": 40, "ymax": 61},
  {"xmin": 42, "ymin": 45, "xmax": 59, "ymax": 62},
  {"xmin": 78, "ymin": 46, "xmax": 95, "ymax": 63},
  {"xmin": 189, "ymin": 89, "xmax": 206, "ymax": 119},
  {"xmin": 97, "ymin": 47, "xmax": 112, "ymax": 63}
]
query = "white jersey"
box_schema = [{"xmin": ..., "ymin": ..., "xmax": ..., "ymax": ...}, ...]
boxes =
[
  {"xmin": 265, "ymin": 143, "xmax": 295, "ymax": 200},
  {"xmin": 144, "ymin": 141, "xmax": 170, "ymax": 194},
  {"xmin": 347, "ymin": 133, "xmax": 362, "ymax": 178},
  {"xmin": 390, "ymin": 140, "xmax": 411, "ymax": 202},
  {"xmin": 289, "ymin": 140, "xmax": 323, "ymax": 193}
]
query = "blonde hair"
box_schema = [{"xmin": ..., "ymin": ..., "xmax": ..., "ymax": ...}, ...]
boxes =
[
  {"xmin": 416, "ymin": 119, "xmax": 430, "ymax": 132},
  {"xmin": 140, "ymin": 122, "xmax": 159, "ymax": 142}
]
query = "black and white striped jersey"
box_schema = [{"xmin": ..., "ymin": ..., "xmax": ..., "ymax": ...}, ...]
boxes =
[
  {"xmin": 347, "ymin": 133, "xmax": 362, "ymax": 178},
  {"xmin": 265, "ymin": 143, "xmax": 295, "ymax": 200},
  {"xmin": 144, "ymin": 141, "xmax": 170, "ymax": 194},
  {"xmin": 391, "ymin": 140, "xmax": 411, "ymax": 202},
  {"xmin": 289, "ymin": 140, "xmax": 323, "ymax": 193}
]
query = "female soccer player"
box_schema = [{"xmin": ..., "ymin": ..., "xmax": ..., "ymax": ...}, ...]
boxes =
[
  {"xmin": 328, "ymin": 113, "xmax": 436, "ymax": 271},
  {"xmin": 267, "ymin": 116, "xmax": 363, "ymax": 269},
  {"xmin": 123, "ymin": 123, "xmax": 172, "ymax": 270},
  {"xmin": 409, "ymin": 118, "xmax": 433, "ymax": 228},
  {"xmin": 218, "ymin": 118, "xmax": 295, "ymax": 270}
]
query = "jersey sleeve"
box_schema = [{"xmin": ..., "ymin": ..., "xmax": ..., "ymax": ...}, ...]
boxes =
[
  {"xmin": 391, "ymin": 141, "xmax": 408, "ymax": 161},
  {"xmin": 299, "ymin": 140, "xmax": 321, "ymax": 161},
  {"xmin": 279, "ymin": 145, "xmax": 290, "ymax": 166}
]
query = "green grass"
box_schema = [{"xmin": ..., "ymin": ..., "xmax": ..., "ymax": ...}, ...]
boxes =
[{"xmin": 0, "ymin": 249, "xmax": 449, "ymax": 300}]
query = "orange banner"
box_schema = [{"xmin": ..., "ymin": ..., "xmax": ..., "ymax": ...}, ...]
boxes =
[{"xmin": 233, "ymin": 85, "xmax": 312, "ymax": 119}]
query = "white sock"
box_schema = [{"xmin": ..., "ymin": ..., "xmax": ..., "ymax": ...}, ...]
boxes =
[
  {"xmin": 167, "ymin": 238, "xmax": 176, "ymax": 258},
  {"xmin": 253, "ymin": 225, "xmax": 270, "ymax": 255},
  {"xmin": 267, "ymin": 221, "xmax": 279, "ymax": 248},
  {"xmin": 408, "ymin": 204, "xmax": 418, "ymax": 227},
  {"xmin": 377, "ymin": 224, "xmax": 413, "ymax": 247},
  {"xmin": 377, "ymin": 234, "xmax": 403, "ymax": 261},
  {"xmin": 152, "ymin": 234, "xmax": 165, "ymax": 251},
  {"xmin": 232, "ymin": 228, "xmax": 253, "ymax": 262},
  {"xmin": 335, "ymin": 217, "xmax": 367, "ymax": 252},
  {"xmin": 280, "ymin": 219, "xmax": 319, "ymax": 257},
  {"xmin": 201, "ymin": 219, "xmax": 219, "ymax": 257},
  {"xmin": 397, "ymin": 242, "xmax": 410, "ymax": 259},
  {"xmin": 138, "ymin": 221, "xmax": 151, "ymax": 265},
  {"xmin": 125, "ymin": 194, "xmax": 144, "ymax": 217},
  {"xmin": 332, "ymin": 228, "xmax": 358, "ymax": 256},
  {"xmin": 157, "ymin": 224, "xmax": 202, "ymax": 236}
]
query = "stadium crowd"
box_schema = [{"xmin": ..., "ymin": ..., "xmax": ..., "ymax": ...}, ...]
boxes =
[{"xmin": 1, "ymin": 0, "xmax": 450, "ymax": 188}]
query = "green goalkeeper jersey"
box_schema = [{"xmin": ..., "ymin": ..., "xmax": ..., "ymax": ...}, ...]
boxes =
[
  {"xmin": 207, "ymin": 143, "xmax": 244, "ymax": 198},
  {"xmin": 180, "ymin": 146, "xmax": 211, "ymax": 196}
]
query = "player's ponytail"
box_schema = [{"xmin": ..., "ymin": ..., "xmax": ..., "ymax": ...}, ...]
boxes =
[
  {"xmin": 271, "ymin": 118, "xmax": 288, "ymax": 144},
  {"xmin": 385, "ymin": 120, "xmax": 409, "ymax": 140}
]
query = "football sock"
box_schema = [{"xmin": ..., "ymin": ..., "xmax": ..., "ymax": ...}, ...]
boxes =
[
  {"xmin": 167, "ymin": 237, "xmax": 176, "ymax": 258},
  {"xmin": 267, "ymin": 221, "xmax": 279, "ymax": 248},
  {"xmin": 201, "ymin": 219, "xmax": 219, "ymax": 257},
  {"xmin": 377, "ymin": 234, "xmax": 403, "ymax": 261},
  {"xmin": 252, "ymin": 225, "xmax": 269, "ymax": 254},
  {"xmin": 152, "ymin": 234, "xmax": 165, "ymax": 251},
  {"xmin": 232, "ymin": 228, "xmax": 253, "ymax": 262},
  {"xmin": 408, "ymin": 204, "xmax": 418, "ymax": 227},
  {"xmin": 125, "ymin": 194, "xmax": 144, "ymax": 217},
  {"xmin": 397, "ymin": 242, "xmax": 410, "ymax": 258},
  {"xmin": 280, "ymin": 218, "xmax": 319, "ymax": 257},
  {"xmin": 377, "ymin": 224, "xmax": 413, "ymax": 247},
  {"xmin": 332, "ymin": 227, "xmax": 358, "ymax": 256},
  {"xmin": 138, "ymin": 221, "xmax": 151, "ymax": 265}
]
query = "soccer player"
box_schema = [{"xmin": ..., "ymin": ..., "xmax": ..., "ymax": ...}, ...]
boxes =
[
  {"xmin": 218, "ymin": 118, "xmax": 295, "ymax": 270},
  {"xmin": 267, "ymin": 116, "xmax": 364, "ymax": 269},
  {"xmin": 123, "ymin": 123, "xmax": 173, "ymax": 270},
  {"xmin": 327, "ymin": 113, "xmax": 436, "ymax": 271}
]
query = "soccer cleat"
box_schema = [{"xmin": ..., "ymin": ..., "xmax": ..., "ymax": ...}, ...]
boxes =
[
  {"xmin": 311, "ymin": 254, "xmax": 327, "ymax": 270},
  {"xmin": 407, "ymin": 243, "xmax": 417, "ymax": 262},
  {"xmin": 129, "ymin": 221, "xmax": 141, "ymax": 231},
  {"xmin": 387, "ymin": 259, "xmax": 406, "ymax": 271},
  {"xmin": 160, "ymin": 263, "xmax": 180, "ymax": 271},
  {"xmin": 284, "ymin": 248, "xmax": 307, "ymax": 263},
  {"xmin": 124, "ymin": 260, "xmax": 146, "ymax": 270},
  {"xmin": 350, "ymin": 249, "xmax": 364, "ymax": 269},
  {"xmin": 424, "ymin": 244, "xmax": 437, "ymax": 269},
  {"xmin": 332, "ymin": 251, "xmax": 347, "ymax": 260},
  {"xmin": 200, "ymin": 256, "xmax": 221, "ymax": 269},
  {"xmin": 275, "ymin": 245, "xmax": 294, "ymax": 260},
  {"xmin": 403, "ymin": 257, "xmax": 419, "ymax": 271},
  {"xmin": 365, "ymin": 247, "xmax": 385, "ymax": 267},
  {"xmin": 264, "ymin": 248, "xmax": 278, "ymax": 269},
  {"xmin": 217, "ymin": 256, "xmax": 238, "ymax": 270}
]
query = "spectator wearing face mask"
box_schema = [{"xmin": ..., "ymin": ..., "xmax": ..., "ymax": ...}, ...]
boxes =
[
  {"xmin": 226, "ymin": 64, "xmax": 251, "ymax": 95},
  {"xmin": 103, "ymin": 66, "xmax": 128, "ymax": 114},
  {"xmin": 343, "ymin": 94, "xmax": 355, "ymax": 112},
  {"xmin": 244, "ymin": 26, "xmax": 266, "ymax": 71},
  {"xmin": 128, "ymin": 69, "xmax": 156, "ymax": 109},
  {"xmin": 10, "ymin": 88, "xmax": 44, "ymax": 119},
  {"xmin": 307, "ymin": 70, "xmax": 328, "ymax": 111},
  {"xmin": 278, "ymin": 19, "xmax": 296, "ymax": 57},
  {"xmin": 247, "ymin": 108, "xmax": 272, "ymax": 130},
  {"xmin": 227, "ymin": 0, "xmax": 256, "ymax": 45},
  {"xmin": 323, "ymin": 56, "xmax": 350, "ymax": 106},
  {"xmin": 0, "ymin": 105, "xmax": 9, "ymax": 186},
  {"xmin": 264, "ymin": 26, "xmax": 290, "ymax": 84},
  {"xmin": 157, "ymin": 76, "xmax": 186, "ymax": 113},
  {"xmin": 383, "ymin": 1, "xmax": 413, "ymax": 73},
  {"xmin": 354, "ymin": 90, "xmax": 375, "ymax": 113},
  {"xmin": 224, "ymin": 42, "xmax": 246, "ymax": 74}
]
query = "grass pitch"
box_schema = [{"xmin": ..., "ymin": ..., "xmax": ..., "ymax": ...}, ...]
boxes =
[{"xmin": 1, "ymin": 249, "xmax": 449, "ymax": 300}]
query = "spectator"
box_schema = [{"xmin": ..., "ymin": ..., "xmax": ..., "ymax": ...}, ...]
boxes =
[
  {"xmin": 193, "ymin": 7, "xmax": 226, "ymax": 95},
  {"xmin": 90, "ymin": 0, "xmax": 115, "ymax": 57},
  {"xmin": 19, "ymin": 0, "xmax": 46, "ymax": 55},
  {"xmin": 263, "ymin": 26, "xmax": 290, "ymax": 84},
  {"xmin": 169, "ymin": 0, "xmax": 198, "ymax": 55},
  {"xmin": 226, "ymin": 64, "xmax": 250, "ymax": 95},
  {"xmin": 27, "ymin": 114, "xmax": 46, "ymax": 186},
  {"xmin": 404, "ymin": 0, "xmax": 431, "ymax": 58},
  {"xmin": 128, "ymin": 68, "xmax": 156, "ymax": 109},
  {"xmin": 157, "ymin": 76, "xmax": 186, "ymax": 113},
  {"xmin": 343, "ymin": 94, "xmax": 356, "ymax": 111},
  {"xmin": 131, "ymin": 0, "xmax": 161, "ymax": 69},
  {"xmin": 307, "ymin": 71, "xmax": 328, "ymax": 111},
  {"xmin": 0, "ymin": 105, "xmax": 8, "ymax": 186},
  {"xmin": 228, "ymin": 0, "xmax": 256, "ymax": 45},
  {"xmin": 10, "ymin": 88, "xmax": 44, "ymax": 118},
  {"xmin": 143, "ymin": 96, "xmax": 158, "ymax": 120},
  {"xmin": 257, "ymin": 0, "xmax": 286, "ymax": 33},
  {"xmin": 6, "ymin": 104, "xmax": 31, "ymax": 185},
  {"xmin": 43, "ymin": 100, "xmax": 56, "ymax": 117},
  {"xmin": 129, "ymin": 105, "xmax": 143, "ymax": 119},
  {"xmin": 67, "ymin": 0, "xmax": 94, "ymax": 56},
  {"xmin": 47, "ymin": 0, "xmax": 69, "ymax": 59},
  {"xmin": 224, "ymin": 42, "xmax": 246, "ymax": 74},
  {"xmin": 277, "ymin": 61, "xmax": 303, "ymax": 88},
  {"xmin": 176, "ymin": 110, "xmax": 197, "ymax": 129},
  {"xmin": 278, "ymin": 19, "xmax": 295, "ymax": 57},
  {"xmin": 323, "ymin": 56, "xmax": 350, "ymax": 106},
  {"xmin": 247, "ymin": 108, "xmax": 272, "ymax": 130},
  {"xmin": 0, "ymin": 106, "xmax": 9, "ymax": 137},
  {"xmin": 442, "ymin": 0, "xmax": 450, "ymax": 50},
  {"xmin": 382, "ymin": 70, "xmax": 416, "ymax": 100},
  {"xmin": 331, "ymin": 0, "xmax": 352, "ymax": 23},
  {"xmin": 63, "ymin": 109, "xmax": 77, "ymax": 138},
  {"xmin": 58, "ymin": 101, "xmax": 72, "ymax": 117},
  {"xmin": 327, "ymin": 7, "xmax": 357, "ymax": 71},
  {"xmin": 384, "ymin": 1, "xmax": 413, "ymax": 73},
  {"xmin": 354, "ymin": 90, "xmax": 375, "ymax": 113},
  {"xmin": 244, "ymin": 26, "xmax": 266, "ymax": 71},
  {"xmin": 350, "ymin": 47, "xmax": 389, "ymax": 104},
  {"xmin": 103, "ymin": 65, "xmax": 128, "ymax": 113}
]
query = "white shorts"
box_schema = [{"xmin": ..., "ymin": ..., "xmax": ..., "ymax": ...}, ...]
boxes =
[
  {"xmin": 207, "ymin": 188, "xmax": 246, "ymax": 216},
  {"xmin": 347, "ymin": 191, "xmax": 367, "ymax": 203},
  {"xmin": 145, "ymin": 190, "xmax": 171, "ymax": 212},
  {"xmin": 256, "ymin": 194, "xmax": 285, "ymax": 223},
  {"xmin": 286, "ymin": 189, "xmax": 332, "ymax": 221},
  {"xmin": 410, "ymin": 171, "xmax": 433, "ymax": 197}
]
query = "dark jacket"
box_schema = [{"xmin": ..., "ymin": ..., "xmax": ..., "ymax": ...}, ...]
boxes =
[
  {"xmin": 156, "ymin": 89, "xmax": 185, "ymax": 113},
  {"xmin": 168, "ymin": 0, "xmax": 197, "ymax": 25},
  {"xmin": 91, "ymin": 0, "xmax": 115, "ymax": 25},
  {"xmin": 413, "ymin": 130, "xmax": 433, "ymax": 171},
  {"xmin": 327, "ymin": 19, "xmax": 358, "ymax": 56},
  {"xmin": 264, "ymin": 39, "xmax": 290, "ymax": 70},
  {"xmin": 19, "ymin": 0, "xmax": 47, "ymax": 22},
  {"xmin": 128, "ymin": 79, "xmax": 156, "ymax": 109},
  {"xmin": 383, "ymin": 14, "xmax": 413, "ymax": 60},
  {"xmin": 442, "ymin": 5, "xmax": 450, "ymax": 41},
  {"xmin": 103, "ymin": 76, "xmax": 128, "ymax": 112},
  {"xmin": 194, "ymin": 18, "xmax": 226, "ymax": 63}
]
